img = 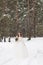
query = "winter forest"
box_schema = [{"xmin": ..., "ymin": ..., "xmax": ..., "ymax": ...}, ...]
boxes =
[
  {"xmin": 0, "ymin": 0, "xmax": 43, "ymax": 65},
  {"xmin": 0, "ymin": 0, "xmax": 43, "ymax": 39}
]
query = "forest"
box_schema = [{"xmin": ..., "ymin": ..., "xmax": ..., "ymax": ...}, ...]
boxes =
[{"xmin": 0, "ymin": 0, "xmax": 43, "ymax": 39}]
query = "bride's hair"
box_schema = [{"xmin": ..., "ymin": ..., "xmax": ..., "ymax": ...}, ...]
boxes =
[
  {"xmin": 18, "ymin": 32, "xmax": 23, "ymax": 37},
  {"xmin": 15, "ymin": 32, "xmax": 23, "ymax": 41}
]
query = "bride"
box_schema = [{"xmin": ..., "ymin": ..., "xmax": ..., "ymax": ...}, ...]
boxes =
[{"xmin": 15, "ymin": 32, "xmax": 29, "ymax": 61}]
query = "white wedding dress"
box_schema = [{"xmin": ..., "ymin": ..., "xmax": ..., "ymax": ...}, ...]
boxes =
[
  {"xmin": 14, "ymin": 37, "xmax": 29, "ymax": 60},
  {"xmin": 13, "ymin": 37, "xmax": 29, "ymax": 65}
]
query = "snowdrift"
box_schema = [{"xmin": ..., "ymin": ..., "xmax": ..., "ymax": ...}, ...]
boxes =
[{"xmin": 0, "ymin": 37, "xmax": 43, "ymax": 65}]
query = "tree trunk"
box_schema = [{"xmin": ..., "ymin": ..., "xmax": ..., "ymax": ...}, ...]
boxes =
[{"xmin": 27, "ymin": 0, "xmax": 31, "ymax": 40}]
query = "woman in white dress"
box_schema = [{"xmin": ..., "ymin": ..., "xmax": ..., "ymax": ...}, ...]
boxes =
[{"xmin": 15, "ymin": 32, "xmax": 29, "ymax": 61}]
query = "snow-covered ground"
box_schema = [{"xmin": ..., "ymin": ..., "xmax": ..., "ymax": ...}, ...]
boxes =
[{"xmin": 0, "ymin": 37, "xmax": 43, "ymax": 65}]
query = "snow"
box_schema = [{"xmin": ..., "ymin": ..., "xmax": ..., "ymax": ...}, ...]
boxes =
[{"xmin": 0, "ymin": 37, "xmax": 43, "ymax": 65}]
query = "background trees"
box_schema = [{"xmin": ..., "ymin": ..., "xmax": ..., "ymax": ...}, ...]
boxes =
[{"xmin": 0, "ymin": 0, "xmax": 43, "ymax": 38}]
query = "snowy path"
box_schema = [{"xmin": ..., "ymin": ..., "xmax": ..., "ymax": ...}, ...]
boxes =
[{"xmin": 0, "ymin": 37, "xmax": 43, "ymax": 65}]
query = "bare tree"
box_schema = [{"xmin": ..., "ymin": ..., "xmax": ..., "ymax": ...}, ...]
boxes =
[
  {"xmin": 27, "ymin": 0, "xmax": 31, "ymax": 40},
  {"xmin": 33, "ymin": 0, "xmax": 38, "ymax": 37}
]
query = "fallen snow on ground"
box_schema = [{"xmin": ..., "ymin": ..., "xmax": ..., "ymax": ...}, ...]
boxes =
[{"xmin": 0, "ymin": 37, "xmax": 43, "ymax": 65}]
